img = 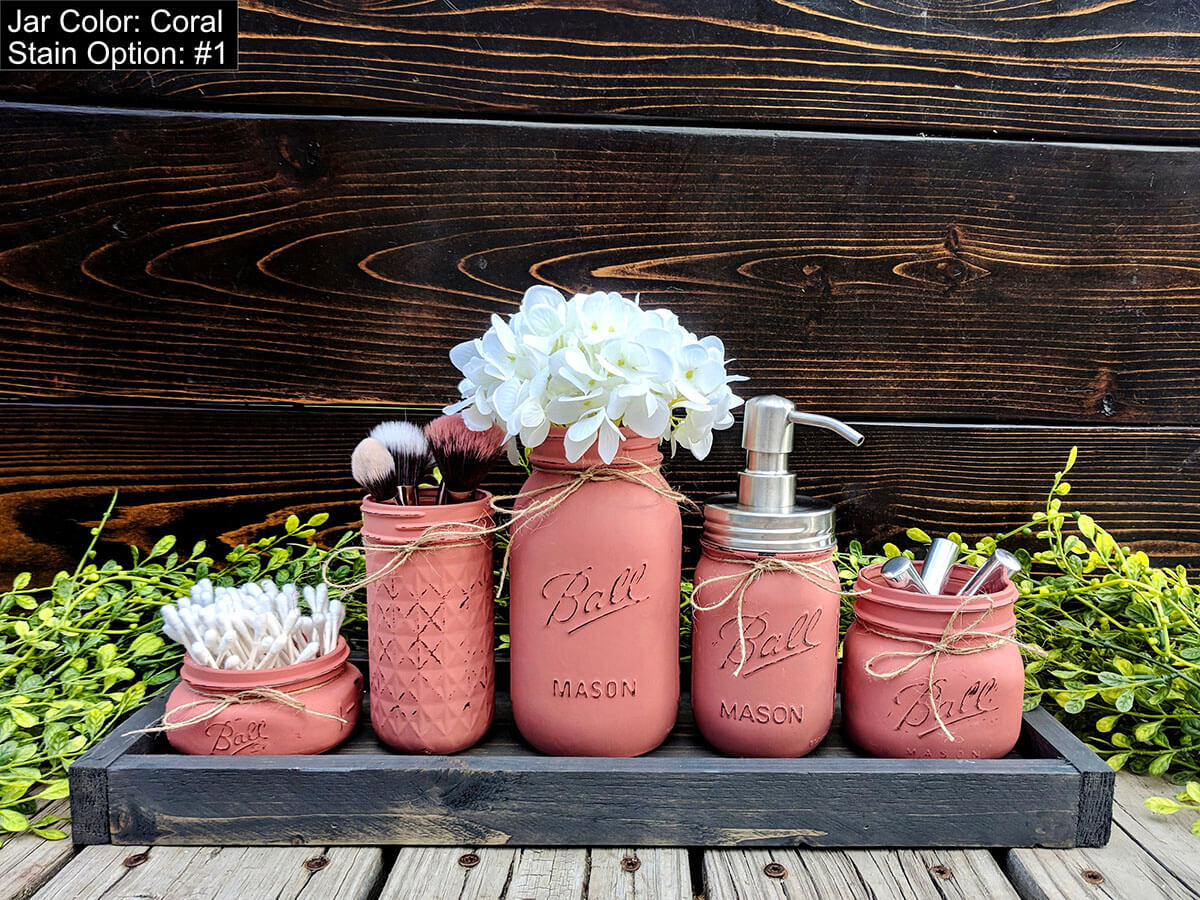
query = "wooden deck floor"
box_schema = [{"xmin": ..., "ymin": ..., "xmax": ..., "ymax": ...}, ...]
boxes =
[{"xmin": 4, "ymin": 772, "xmax": 1195, "ymax": 900}]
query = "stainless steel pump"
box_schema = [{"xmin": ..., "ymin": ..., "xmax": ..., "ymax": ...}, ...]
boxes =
[{"xmin": 702, "ymin": 396, "xmax": 864, "ymax": 554}]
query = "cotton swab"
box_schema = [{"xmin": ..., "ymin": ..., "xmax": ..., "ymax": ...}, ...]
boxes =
[{"xmin": 160, "ymin": 579, "xmax": 344, "ymax": 670}]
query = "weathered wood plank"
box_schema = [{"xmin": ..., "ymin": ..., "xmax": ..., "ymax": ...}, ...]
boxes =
[
  {"xmin": 1111, "ymin": 773, "xmax": 1200, "ymax": 888},
  {"xmin": 705, "ymin": 847, "xmax": 1019, "ymax": 899},
  {"xmin": 30, "ymin": 844, "xmax": 382, "ymax": 900},
  {"xmin": 378, "ymin": 847, "xmax": 689, "ymax": 899},
  {"xmin": 1005, "ymin": 772, "xmax": 1200, "ymax": 899},
  {"xmin": 1, "ymin": 2, "xmax": 1198, "ymax": 140},
  {"xmin": 3, "ymin": 404, "xmax": 1198, "ymax": 584},
  {"xmin": 3, "ymin": 108, "xmax": 1200, "ymax": 424},
  {"xmin": 378, "ymin": 847, "xmax": 516, "ymax": 900},
  {"xmin": 507, "ymin": 849, "xmax": 588, "ymax": 900},
  {"xmin": 1005, "ymin": 827, "xmax": 1195, "ymax": 899},
  {"xmin": 588, "ymin": 849, "xmax": 691, "ymax": 899},
  {"xmin": 0, "ymin": 801, "xmax": 73, "ymax": 900}
]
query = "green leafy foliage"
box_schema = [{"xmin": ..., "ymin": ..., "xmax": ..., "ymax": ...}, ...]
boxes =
[
  {"xmin": 0, "ymin": 494, "xmax": 364, "ymax": 845},
  {"xmin": 1010, "ymin": 454, "xmax": 1200, "ymax": 787},
  {"xmin": 836, "ymin": 448, "xmax": 1200, "ymax": 812},
  {"xmin": 1145, "ymin": 781, "xmax": 1200, "ymax": 836}
]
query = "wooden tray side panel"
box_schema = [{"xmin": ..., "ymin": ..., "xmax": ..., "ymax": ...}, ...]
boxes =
[
  {"xmin": 1021, "ymin": 707, "xmax": 1116, "ymax": 847},
  {"xmin": 101, "ymin": 759, "xmax": 1082, "ymax": 848},
  {"xmin": 67, "ymin": 697, "xmax": 168, "ymax": 846}
]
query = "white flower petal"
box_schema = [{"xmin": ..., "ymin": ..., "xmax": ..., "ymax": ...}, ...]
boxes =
[
  {"xmin": 566, "ymin": 412, "xmax": 604, "ymax": 442},
  {"xmin": 519, "ymin": 401, "xmax": 546, "ymax": 430},
  {"xmin": 597, "ymin": 417, "xmax": 622, "ymax": 463},
  {"xmin": 449, "ymin": 340, "xmax": 480, "ymax": 373},
  {"xmin": 521, "ymin": 417, "xmax": 551, "ymax": 449},
  {"xmin": 523, "ymin": 284, "xmax": 566, "ymax": 309},
  {"xmin": 461, "ymin": 405, "xmax": 498, "ymax": 432}
]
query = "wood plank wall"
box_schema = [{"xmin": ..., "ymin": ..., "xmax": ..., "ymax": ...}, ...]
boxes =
[{"xmin": 1, "ymin": 1, "xmax": 1199, "ymax": 581}]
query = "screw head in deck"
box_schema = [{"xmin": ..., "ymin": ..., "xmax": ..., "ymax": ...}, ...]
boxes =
[
  {"xmin": 458, "ymin": 853, "xmax": 480, "ymax": 869},
  {"xmin": 620, "ymin": 855, "xmax": 641, "ymax": 872},
  {"xmin": 763, "ymin": 861, "xmax": 787, "ymax": 879}
]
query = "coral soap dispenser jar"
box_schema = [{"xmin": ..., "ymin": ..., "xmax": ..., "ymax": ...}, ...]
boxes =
[{"xmin": 691, "ymin": 396, "xmax": 863, "ymax": 757}]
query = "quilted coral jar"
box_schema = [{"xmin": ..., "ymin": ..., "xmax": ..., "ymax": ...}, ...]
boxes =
[
  {"xmin": 164, "ymin": 637, "xmax": 362, "ymax": 755},
  {"xmin": 843, "ymin": 562, "xmax": 1025, "ymax": 759},
  {"xmin": 363, "ymin": 490, "xmax": 495, "ymax": 754},
  {"xmin": 508, "ymin": 429, "xmax": 681, "ymax": 757}
]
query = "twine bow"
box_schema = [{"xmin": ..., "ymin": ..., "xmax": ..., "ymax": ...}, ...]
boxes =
[
  {"xmin": 857, "ymin": 588, "xmax": 1044, "ymax": 741},
  {"xmin": 691, "ymin": 554, "xmax": 839, "ymax": 677},
  {"xmin": 125, "ymin": 674, "xmax": 347, "ymax": 736},
  {"xmin": 491, "ymin": 458, "xmax": 699, "ymax": 523}
]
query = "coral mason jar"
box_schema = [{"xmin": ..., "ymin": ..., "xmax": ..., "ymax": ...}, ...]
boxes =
[
  {"xmin": 691, "ymin": 395, "xmax": 860, "ymax": 757},
  {"xmin": 164, "ymin": 637, "xmax": 362, "ymax": 756},
  {"xmin": 508, "ymin": 428, "xmax": 681, "ymax": 757},
  {"xmin": 843, "ymin": 562, "xmax": 1025, "ymax": 759},
  {"xmin": 691, "ymin": 498, "xmax": 841, "ymax": 758},
  {"xmin": 362, "ymin": 491, "xmax": 495, "ymax": 754}
]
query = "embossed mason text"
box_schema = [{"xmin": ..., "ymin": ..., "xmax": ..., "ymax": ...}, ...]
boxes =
[{"xmin": 553, "ymin": 679, "xmax": 637, "ymax": 699}]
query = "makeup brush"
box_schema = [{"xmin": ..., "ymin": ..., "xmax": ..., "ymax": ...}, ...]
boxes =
[
  {"xmin": 370, "ymin": 421, "xmax": 429, "ymax": 505},
  {"xmin": 424, "ymin": 414, "xmax": 507, "ymax": 503},
  {"xmin": 351, "ymin": 437, "xmax": 398, "ymax": 503}
]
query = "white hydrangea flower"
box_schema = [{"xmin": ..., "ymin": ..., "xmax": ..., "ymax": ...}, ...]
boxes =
[{"xmin": 446, "ymin": 284, "xmax": 745, "ymax": 463}]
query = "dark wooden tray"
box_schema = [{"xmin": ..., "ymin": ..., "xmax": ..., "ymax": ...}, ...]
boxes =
[{"xmin": 70, "ymin": 667, "xmax": 1114, "ymax": 849}]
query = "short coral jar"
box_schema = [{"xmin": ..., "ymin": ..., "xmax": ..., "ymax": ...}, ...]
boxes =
[
  {"xmin": 842, "ymin": 562, "xmax": 1025, "ymax": 759},
  {"xmin": 164, "ymin": 637, "xmax": 362, "ymax": 755}
]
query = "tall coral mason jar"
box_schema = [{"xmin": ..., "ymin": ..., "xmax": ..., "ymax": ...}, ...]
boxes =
[
  {"xmin": 362, "ymin": 491, "xmax": 495, "ymax": 754},
  {"xmin": 843, "ymin": 562, "xmax": 1024, "ymax": 759},
  {"xmin": 508, "ymin": 429, "xmax": 681, "ymax": 757}
]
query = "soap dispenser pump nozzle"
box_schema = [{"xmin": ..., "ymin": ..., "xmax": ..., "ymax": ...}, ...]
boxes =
[
  {"xmin": 737, "ymin": 396, "xmax": 864, "ymax": 512},
  {"xmin": 701, "ymin": 396, "xmax": 864, "ymax": 555}
]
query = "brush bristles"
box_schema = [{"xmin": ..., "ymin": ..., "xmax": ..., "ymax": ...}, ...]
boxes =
[
  {"xmin": 369, "ymin": 421, "xmax": 430, "ymax": 496},
  {"xmin": 351, "ymin": 437, "xmax": 397, "ymax": 503},
  {"xmin": 425, "ymin": 414, "xmax": 507, "ymax": 499}
]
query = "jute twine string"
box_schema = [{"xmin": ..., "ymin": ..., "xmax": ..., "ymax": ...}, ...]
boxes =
[
  {"xmin": 489, "ymin": 458, "xmax": 698, "ymax": 592},
  {"xmin": 125, "ymin": 673, "xmax": 347, "ymax": 736},
  {"xmin": 490, "ymin": 458, "xmax": 700, "ymax": 523},
  {"xmin": 322, "ymin": 520, "xmax": 500, "ymax": 599},
  {"xmin": 323, "ymin": 459, "xmax": 695, "ymax": 600},
  {"xmin": 854, "ymin": 585, "xmax": 1044, "ymax": 741},
  {"xmin": 692, "ymin": 553, "xmax": 840, "ymax": 677}
]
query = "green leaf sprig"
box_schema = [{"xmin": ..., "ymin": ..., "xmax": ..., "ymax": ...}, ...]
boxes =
[
  {"xmin": 1145, "ymin": 781, "xmax": 1200, "ymax": 838},
  {"xmin": 0, "ymin": 495, "xmax": 361, "ymax": 846},
  {"xmin": 837, "ymin": 448, "xmax": 1200, "ymax": 791}
]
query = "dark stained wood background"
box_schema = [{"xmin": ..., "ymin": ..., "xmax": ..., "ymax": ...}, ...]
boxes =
[
  {"xmin": 2, "ymin": 1, "xmax": 1199, "ymax": 141},
  {"xmin": 1, "ymin": 1, "xmax": 1199, "ymax": 582}
]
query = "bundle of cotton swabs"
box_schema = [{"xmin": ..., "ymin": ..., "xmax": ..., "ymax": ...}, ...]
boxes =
[{"xmin": 160, "ymin": 578, "xmax": 345, "ymax": 670}]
